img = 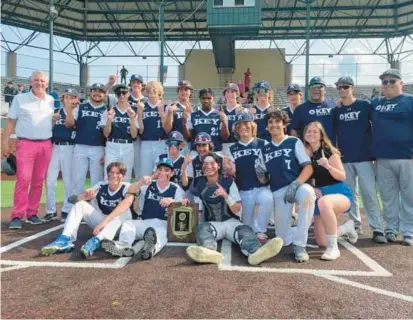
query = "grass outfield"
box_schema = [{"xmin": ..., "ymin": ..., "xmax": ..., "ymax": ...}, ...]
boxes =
[{"xmin": 1, "ymin": 179, "xmax": 91, "ymax": 208}]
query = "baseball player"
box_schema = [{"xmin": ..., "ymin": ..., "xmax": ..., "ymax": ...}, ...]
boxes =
[
  {"xmin": 99, "ymin": 158, "xmax": 187, "ymax": 258},
  {"xmin": 333, "ymin": 76, "xmax": 386, "ymax": 244},
  {"xmin": 43, "ymin": 89, "xmax": 79, "ymax": 223},
  {"xmin": 186, "ymin": 152, "xmax": 283, "ymax": 266},
  {"xmin": 40, "ymin": 162, "xmax": 135, "ymax": 258},
  {"xmin": 251, "ymin": 80, "xmax": 273, "ymax": 141},
  {"xmin": 220, "ymin": 83, "xmax": 248, "ymax": 154},
  {"xmin": 303, "ymin": 121, "xmax": 357, "ymax": 260},
  {"xmin": 101, "ymin": 84, "xmax": 138, "ymax": 182},
  {"xmin": 182, "ymin": 88, "xmax": 229, "ymax": 152},
  {"xmin": 228, "ymin": 113, "xmax": 272, "ymax": 243},
  {"xmin": 290, "ymin": 77, "xmax": 336, "ymax": 142},
  {"xmin": 137, "ymin": 81, "xmax": 167, "ymax": 176},
  {"xmin": 282, "ymin": 84, "xmax": 303, "ymax": 135},
  {"xmin": 256, "ymin": 110, "xmax": 316, "ymax": 262},
  {"xmin": 71, "ymin": 83, "xmax": 107, "ymax": 196},
  {"xmin": 371, "ymin": 69, "xmax": 413, "ymax": 246}
]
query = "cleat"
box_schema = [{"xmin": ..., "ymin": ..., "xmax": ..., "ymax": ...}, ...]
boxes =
[
  {"xmin": 101, "ymin": 239, "xmax": 141, "ymax": 257},
  {"xmin": 80, "ymin": 236, "xmax": 101, "ymax": 258},
  {"xmin": 372, "ymin": 231, "xmax": 387, "ymax": 244},
  {"xmin": 293, "ymin": 245, "xmax": 309, "ymax": 263},
  {"xmin": 248, "ymin": 237, "xmax": 283, "ymax": 266},
  {"xmin": 138, "ymin": 227, "xmax": 157, "ymax": 260},
  {"xmin": 186, "ymin": 246, "xmax": 224, "ymax": 264},
  {"xmin": 40, "ymin": 235, "xmax": 74, "ymax": 256},
  {"xmin": 386, "ymin": 233, "xmax": 397, "ymax": 242}
]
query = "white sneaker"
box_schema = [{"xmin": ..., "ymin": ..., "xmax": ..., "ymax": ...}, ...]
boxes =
[
  {"xmin": 186, "ymin": 246, "xmax": 224, "ymax": 264},
  {"xmin": 340, "ymin": 220, "xmax": 358, "ymax": 244},
  {"xmin": 321, "ymin": 245, "xmax": 341, "ymax": 261}
]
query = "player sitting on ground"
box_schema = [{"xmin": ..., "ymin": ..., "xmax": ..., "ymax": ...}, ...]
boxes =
[
  {"xmin": 99, "ymin": 158, "xmax": 187, "ymax": 259},
  {"xmin": 40, "ymin": 162, "xmax": 139, "ymax": 258},
  {"xmin": 303, "ymin": 121, "xmax": 358, "ymax": 261},
  {"xmin": 256, "ymin": 110, "xmax": 316, "ymax": 263},
  {"xmin": 186, "ymin": 153, "xmax": 283, "ymax": 266}
]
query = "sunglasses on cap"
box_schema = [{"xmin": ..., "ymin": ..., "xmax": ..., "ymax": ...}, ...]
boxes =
[
  {"xmin": 254, "ymin": 88, "xmax": 269, "ymax": 94},
  {"xmin": 115, "ymin": 90, "xmax": 129, "ymax": 96},
  {"xmin": 336, "ymin": 85, "xmax": 351, "ymax": 90},
  {"xmin": 381, "ymin": 79, "xmax": 398, "ymax": 85},
  {"xmin": 195, "ymin": 136, "xmax": 210, "ymax": 143},
  {"xmin": 310, "ymin": 84, "xmax": 324, "ymax": 89},
  {"xmin": 166, "ymin": 140, "xmax": 180, "ymax": 147}
]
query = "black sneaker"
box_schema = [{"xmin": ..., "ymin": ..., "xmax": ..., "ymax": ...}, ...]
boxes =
[
  {"xmin": 386, "ymin": 233, "xmax": 397, "ymax": 242},
  {"xmin": 60, "ymin": 212, "xmax": 68, "ymax": 222},
  {"xmin": 9, "ymin": 218, "xmax": 22, "ymax": 229},
  {"xmin": 25, "ymin": 215, "xmax": 43, "ymax": 225},
  {"xmin": 42, "ymin": 212, "xmax": 57, "ymax": 222},
  {"xmin": 372, "ymin": 231, "xmax": 387, "ymax": 244},
  {"xmin": 139, "ymin": 227, "xmax": 157, "ymax": 260}
]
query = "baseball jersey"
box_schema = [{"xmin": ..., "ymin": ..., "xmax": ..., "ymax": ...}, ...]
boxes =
[
  {"xmin": 141, "ymin": 102, "xmax": 166, "ymax": 141},
  {"xmin": 229, "ymin": 138, "xmax": 268, "ymax": 191},
  {"xmin": 128, "ymin": 95, "xmax": 147, "ymax": 110},
  {"xmin": 223, "ymin": 106, "xmax": 247, "ymax": 143},
  {"xmin": 259, "ymin": 136, "xmax": 311, "ymax": 192},
  {"xmin": 333, "ymin": 99, "xmax": 372, "ymax": 163},
  {"xmin": 74, "ymin": 102, "xmax": 106, "ymax": 146},
  {"xmin": 193, "ymin": 176, "xmax": 241, "ymax": 222},
  {"xmin": 371, "ymin": 93, "xmax": 413, "ymax": 159},
  {"xmin": 52, "ymin": 108, "xmax": 77, "ymax": 143},
  {"xmin": 154, "ymin": 153, "xmax": 188, "ymax": 186},
  {"xmin": 100, "ymin": 106, "xmax": 138, "ymax": 141},
  {"xmin": 282, "ymin": 105, "xmax": 294, "ymax": 135},
  {"xmin": 90, "ymin": 182, "xmax": 130, "ymax": 215},
  {"xmin": 187, "ymin": 109, "xmax": 224, "ymax": 151},
  {"xmin": 166, "ymin": 103, "xmax": 186, "ymax": 135},
  {"xmin": 290, "ymin": 100, "xmax": 336, "ymax": 143},
  {"xmin": 139, "ymin": 181, "xmax": 185, "ymax": 220},
  {"xmin": 253, "ymin": 104, "xmax": 271, "ymax": 141}
]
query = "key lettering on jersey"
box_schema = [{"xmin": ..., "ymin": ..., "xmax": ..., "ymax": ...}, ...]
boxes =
[
  {"xmin": 232, "ymin": 148, "xmax": 261, "ymax": 160},
  {"xmin": 195, "ymin": 169, "xmax": 203, "ymax": 178},
  {"xmin": 82, "ymin": 110, "xmax": 102, "ymax": 118},
  {"xmin": 264, "ymin": 148, "xmax": 293, "ymax": 163},
  {"xmin": 147, "ymin": 189, "xmax": 162, "ymax": 201},
  {"xmin": 193, "ymin": 118, "xmax": 220, "ymax": 126},
  {"xmin": 309, "ymin": 108, "xmax": 331, "ymax": 116},
  {"xmin": 143, "ymin": 111, "xmax": 160, "ymax": 119},
  {"xmin": 112, "ymin": 116, "xmax": 130, "ymax": 123},
  {"xmin": 375, "ymin": 104, "xmax": 397, "ymax": 112},
  {"xmin": 339, "ymin": 111, "xmax": 361, "ymax": 121},
  {"xmin": 100, "ymin": 197, "xmax": 122, "ymax": 208},
  {"xmin": 55, "ymin": 118, "xmax": 66, "ymax": 126}
]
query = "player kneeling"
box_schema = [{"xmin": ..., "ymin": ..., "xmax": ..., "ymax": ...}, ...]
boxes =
[
  {"xmin": 40, "ymin": 162, "xmax": 140, "ymax": 258},
  {"xmin": 100, "ymin": 158, "xmax": 187, "ymax": 260},
  {"xmin": 186, "ymin": 153, "xmax": 283, "ymax": 266}
]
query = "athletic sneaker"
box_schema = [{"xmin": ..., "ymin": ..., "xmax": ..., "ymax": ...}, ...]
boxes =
[
  {"xmin": 340, "ymin": 220, "xmax": 358, "ymax": 244},
  {"xmin": 25, "ymin": 215, "xmax": 43, "ymax": 225},
  {"xmin": 60, "ymin": 212, "xmax": 68, "ymax": 222},
  {"xmin": 248, "ymin": 237, "xmax": 283, "ymax": 266},
  {"xmin": 186, "ymin": 246, "xmax": 224, "ymax": 264},
  {"xmin": 138, "ymin": 227, "xmax": 157, "ymax": 260},
  {"xmin": 40, "ymin": 235, "xmax": 74, "ymax": 256},
  {"xmin": 9, "ymin": 218, "xmax": 22, "ymax": 229},
  {"xmin": 402, "ymin": 236, "xmax": 413, "ymax": 246},
  {"xmin": 80, "ymin": 236, "xmax": 101, "ymax": 258},
  {"xmin": 386, "ymin": 233, "xmax": 397, "ymax": 242},
  {"xmin": 293, "ymin": 245, "xmax": 309, "ymax": 263},
  {"xmin": 42, "ymin": 212, "xmax": 57, "ymax": 222},
  {"xmin": 372, "ymin": 231, "xmax": 387, "ymax": 244},
  {"xmin": 101, "ymin": 239, "xmax": 142, "ymax": 257}
]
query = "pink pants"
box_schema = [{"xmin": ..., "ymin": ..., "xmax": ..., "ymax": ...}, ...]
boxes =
[{"xmin": 11, "ymin": 139, "xmax": 53, "ymax": 219}]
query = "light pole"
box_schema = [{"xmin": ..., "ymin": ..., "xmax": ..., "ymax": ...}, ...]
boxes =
[
  {"xmin": 304, "ymin": 0, "xmax": 312, "ymax": 100},
  {"xmin": 49, "ymin": 0, "xmax": 58, "ymax": 92}
]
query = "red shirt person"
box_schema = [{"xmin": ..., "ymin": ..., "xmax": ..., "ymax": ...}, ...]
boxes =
[{"xmin": 244, "ymin": 68, "xmax": 252, "ymax": 92}]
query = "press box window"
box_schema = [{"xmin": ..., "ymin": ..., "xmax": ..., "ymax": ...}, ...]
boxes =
[{"xmin": 214, "ymin": 0, "xmax": 223, "ymax": 6}]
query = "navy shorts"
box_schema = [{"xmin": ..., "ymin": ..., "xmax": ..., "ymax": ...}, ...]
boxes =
[{"xmin": 314, "ymin": 182, "xmax": 353, "ymax": 215}]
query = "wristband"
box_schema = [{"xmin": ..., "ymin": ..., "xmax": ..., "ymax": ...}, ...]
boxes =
[{"xmin": 225, "ymin": 196, "xmax": 235, "ymax": 207}]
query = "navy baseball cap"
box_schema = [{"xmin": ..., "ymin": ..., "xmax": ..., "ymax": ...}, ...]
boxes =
[
  {"xmin": 130, "ymin": 74, "xmax": 144, "ymax": 83},
  {"xmin": 62, "ymin": 88, "xmax": 79, "ymax": 97},
  {"xmin": 223, "ymin": 83, "xmax": 240, "ymax": 94},
  {"xmin": 234, "ymin": 112, "xmax": 254, "ymax": 126},
  {"xmin": 309, "ymin": 77, "xmax": 325, "ymax": 87},
  {"xmin": 166, "ymin": 131, "xmax": 184, "ymax": 142},
  {"xmin": 335, "ymin": 76, "xmax": 354, "ymax": 86},
  {"xmin": 194, "ymin": 132, "xmax": 212, "ymax": 145},
  {"xmin": 253, "ymin": 80, "xmax": 271, "ymax": 91},
  {"xmin": 90, "ymin": 83, "xmax": 107, "ymax": 92},
  {"xmin": 112, "ymin": 84, "xmax": 129, "ymax": 92},
  {"xmin": 156, "ymin": 158, "xmax": 174, "ymax": 170},
  {"xmin": 379, "ymin": 69, "xmax": 401, "ymax": 80},
  {"xmin": 287, "ymin": 84, "xmax": 302, "ymax": 93},
  {"xmin": 178, "ymin": 80, "xmax": 193, "ymax": 90}
]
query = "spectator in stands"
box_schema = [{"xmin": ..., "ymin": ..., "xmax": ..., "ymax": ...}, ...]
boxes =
[
  {"xmin": 2, "ymin": 71, "xmax": 54, "ymax": 229},
  {"xmin": 283, "ymin": 84, "xmax": 303, "ymax": 135},
  {"xmin": 371, "ymin": 69, "xmax": 413, "ymax": 246},
  {"xmin": 51, "ymin": 88, "xmax": 61, "ymax": 109},
  {"xmin": 241, "ymin": 92, "xmax": 249, "ymax": 104},
  {"xmin": 371, "ymin": 88, "xmax": 381, "ymax": 100},
  {"xmin": 16, "ymin": 84, "xmax": 27, "ymax": 94},
  {"xmin": 3, "ymin": 81, "xmax": 16, "ymax": 107},
  {"xmin": 244, "ymin": 68, "xmax": 252, "ymax": 92},
  {"xmin": 120, "ymin": 66, "xmax": 129, "ymax": 84}
]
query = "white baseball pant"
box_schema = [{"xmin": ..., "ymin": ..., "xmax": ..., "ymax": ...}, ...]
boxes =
[
  {"xmin": 46, "ymin": 144, "xmax": 74, "ymax": 214},
  {"xmin": 240, "ymin": 186, "xmax": 273, "ymax": 233},
  {"xmin": 72, "ymin": 144, "xmax": 104, "ymax": 195},
  {"xmin": 272, "ymin": 183, "xmax": 315, "ymax": 247},
  {"xmin": 104, "ymin": 141, "xmax": 134, "ymax": 182},
  {"xmin": 133, "ymin": 138, "xmax": 141, "ymax": 180},
  {"xmin": 62, "ymin": 200, "xmax": 131, "ymax": 241},
  {"xmin": 118, "ymin": 218, "xmax": 167, "ymax": 256},
  {"xmin": 140, "ymin": 140, "xmax": 166, "ymax": 176}
]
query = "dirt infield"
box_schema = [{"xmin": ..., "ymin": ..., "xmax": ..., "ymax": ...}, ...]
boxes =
[{"xmin": 1, "ymin": 206, "xmax": 413, "ymax": 319}]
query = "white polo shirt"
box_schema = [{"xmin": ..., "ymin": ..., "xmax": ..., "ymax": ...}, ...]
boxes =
[{"xmin": 8, "ymin": 91, "xmax": 55, "ymax": 140}]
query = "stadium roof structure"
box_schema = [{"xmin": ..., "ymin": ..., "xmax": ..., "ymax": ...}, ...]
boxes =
[{"xmin": 2, "ymin": 0, "xmax": 413, "ymax": 42}]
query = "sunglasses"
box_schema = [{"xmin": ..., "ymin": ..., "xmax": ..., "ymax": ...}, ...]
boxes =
[
  {"xmin": 336, "ymin": 85, "xmax": 351, "ymax": 90},
  {"xmin": 310, "ymin": 85, "xmax": 324, "ymax": 89},
  {"xmin": 254, "ymin": 88, "xmax": 269, "ymax": 94},
  {"xmin": 116, "ymin": 90, "xmax": 129, "ymax": 96},
  {"xmin": 381, "ymin": 79, "xmax": 398, "ymax": 85},
  {"xmin": 166, "ymin": 140, "xmax": 180, "ymax": 146},
  {"xmin": 201, "ymin": 96, "xmax": 212, "ymax": 100},
  {"xmin": 195, "ymin": 136, "xmax": 210, "ymax": 143}
]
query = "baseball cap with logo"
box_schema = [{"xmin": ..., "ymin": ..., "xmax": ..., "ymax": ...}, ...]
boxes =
[
  {"xmin": 62, "ymin": 88, "xmax": 79, "ymax": 97},
  {"xmin": 194, "ymin": 132, "xmax": 212, "ymax": 145},
  {"xmin": 90, "ymin": 83, "xmax": 107, "ymax": 92},
  {"xmin": 287, "ymin": 84, "xmax": 302, "ymax": 93},
  {"xmin": 178, "ymin": 80, "xmax": 193, "ymax": 91},
  {"xmin": 379, "ymin": 69, "xmax": 402, "ymax": 80},
  {"xmin": 223, "ymin": 83, "xmax": 240, "ymax": 94},
  {"xmin": 166, "ymin": 131, "xmax": 184, "ymax": 142},
  {"xmin": 130, "ymin": 74, "xmax": 144, "ymax": 83},
  {"xmin": 309, "ymin": 77, "xmax": 325, "ymax": 87},
  {"xmin": 156, "ymin": 158, "xmax": 174, "ymax": 170},
  {"xmin": 234, "ymin": 112, "xmax": 254, "ymax": 126},
  {"xmin": 253, "ymin": 80, "xmax": 271, "ymax": 91},
  {"xmin": 335, "ymin": 76, "xmax": 354, "ymax": 86}
]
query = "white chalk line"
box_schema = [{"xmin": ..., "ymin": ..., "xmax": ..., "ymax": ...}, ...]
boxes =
[{"xmin": 0, "ymin": 265, "xmax": 31, "ymax": 273}]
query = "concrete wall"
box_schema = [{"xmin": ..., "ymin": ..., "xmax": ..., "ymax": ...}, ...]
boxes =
[{"xmin": 184, "ymin": 48, "xmax": 286, "ymax": 88}]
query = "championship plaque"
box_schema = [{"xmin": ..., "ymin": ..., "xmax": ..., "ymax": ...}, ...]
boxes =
[{"xmin": 167, "ymin": 203, "xmax": 199, "ymax": 243}]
